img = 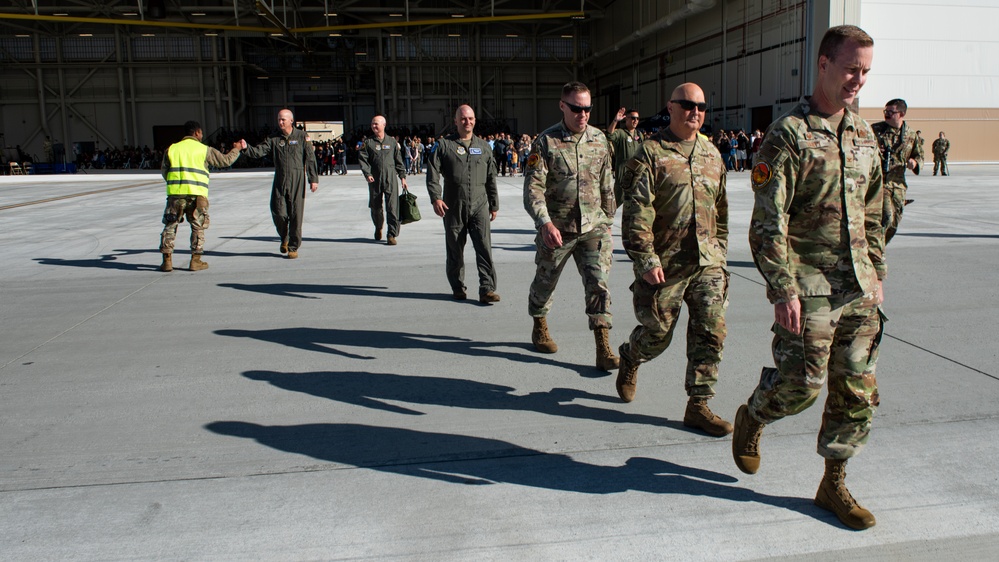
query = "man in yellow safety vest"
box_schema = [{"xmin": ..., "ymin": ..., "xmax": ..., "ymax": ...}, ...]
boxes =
[{"xmin": 158, "ymin": 120, "xmax": 244, "ymax": 272}]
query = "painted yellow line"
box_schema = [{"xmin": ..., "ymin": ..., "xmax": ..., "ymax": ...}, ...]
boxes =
[
  {"xmin": 0, "ymin": 180, "xmax": 161, "ymax": 212},
  {"xmin": 0, "ymin": 11, "xmax": 585, "ymax": 34}
]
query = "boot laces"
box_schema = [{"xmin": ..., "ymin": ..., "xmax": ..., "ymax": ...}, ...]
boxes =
[
  {"xmin": 744, "ymin": 421, "xmax": 764, "ymax": 455},
  {"xmin": 829, "ymin": 466, "xmax": 858, "ymax": 508}
]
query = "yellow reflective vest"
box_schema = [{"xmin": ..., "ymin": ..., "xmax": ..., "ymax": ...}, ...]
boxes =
[{"xmin": 165, "ymin": 137, "xmax": 211, "ymax": 197}]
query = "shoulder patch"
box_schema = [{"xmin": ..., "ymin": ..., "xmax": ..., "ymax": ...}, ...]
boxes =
[
  {"xmin": 527, "ymin": 153, "xmax": 540, "ymax": 169},
  {"xmin": 751, "ymin": 161, "xmax": 773, "ymax": 190}
]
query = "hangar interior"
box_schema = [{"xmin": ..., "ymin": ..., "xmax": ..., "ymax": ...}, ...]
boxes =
[{"xmin": 0, "ymin": 0, "xmax": 992, "ymax": 164}]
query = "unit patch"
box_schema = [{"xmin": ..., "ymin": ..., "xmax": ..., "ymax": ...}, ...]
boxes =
[
  {"xmin": 751, "ymin": 161, "xmax": 773, "ymax": 190},
  {"xmin": 527, "ymin": 153, "xmax": 540, "ymax": 169}
]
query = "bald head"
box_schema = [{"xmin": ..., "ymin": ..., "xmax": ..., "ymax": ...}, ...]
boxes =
[
  {"xmin": 278, "ymin": 109, "xmax": 294, "ymax": 135},
  {"xmin": 668, "ymin": 82, "xmax": 707, "ymax": 141},
  {"xmin": 370, "ymin": 114, "xmax": 386, "ymax": 139},
  {"xmin": 454, "ymin": 105, "xmax": 476, "ymax": 139}
]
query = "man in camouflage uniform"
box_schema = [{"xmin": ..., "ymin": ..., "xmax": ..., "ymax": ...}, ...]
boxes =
[
  {"xmin": 242, "ymin": 109, "xmax": 319, "ymax": 259},
  {"xmin": 615, "ymin": 83, "xmax": 733, "ymax": 437},
  {"xmin": 872, "ymin": 98, "xmax": 923, "ymax": 244},
  {"xmin": 427, "ymin": 104, "xmax": 500, "ymax": 303},
  {"xmin": 734, "ymin": 25, "xmax": 886, "ymax": 530},
  {"xmin": 158, "ymin": 120, "xmax": 243, "ymax": 272},
  {"xmin": 932, "ymin": 132, "xmax": 950, "ymax": 176},
  {"xmin": 607, "ymin": 107, "xmax": 643, "ymax": 208},
  {"xmin": 524, "ymin": 81, "xmax": 619, "ymax": 371},
  {"xmin": 358, "ymin": 114, "xmax": 409, "ymax": 245}
]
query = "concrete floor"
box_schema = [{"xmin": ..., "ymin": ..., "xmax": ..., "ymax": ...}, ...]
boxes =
[{"xmin": 1, "ymin": 164, "xmax": 997, "ymax": 560}]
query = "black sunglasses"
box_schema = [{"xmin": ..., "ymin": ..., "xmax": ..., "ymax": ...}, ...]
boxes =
[
  {"xmin": 671, "ymin": 99, "xmax": 708, "ymax": 112},
  {"xmin": 562, "ymin": 100, "xmax": 593, "ymax": 113}
]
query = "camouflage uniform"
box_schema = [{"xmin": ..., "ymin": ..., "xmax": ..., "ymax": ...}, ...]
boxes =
[
  {"xmin": 932, "ymin": 137, "xmax": 950, "ymax": 176},
  {"xmin": 619, "ymin": 130, "xmax": 729, "ymax": 397},
  {"xmin": 243, "ymin": 128, "xmax": 319, "ymax": 252},
  {"xmin": 524, "ymin": 121, "xmax": 615, "ymax": 329},
  {"xmin": 427, "ymin": 134, "xmax": 499, "ymax": 296},
  {"xmin": 159, "ymin": 137, "xmax": 241, "ymax": 255},
  {"xmin": 358, "ymin": 136, "xmax": 407, "ymax": 239},
  {"xmin": 747, "ymin": 97, "xmax": 886, "ymax": 460},
  {"xmin": 872, "ymin": 121, "xmax": 923, "ymax": 243},
  {"xmin": 607, "ymin": 127, "xmax": 642, "ymax": 206}
]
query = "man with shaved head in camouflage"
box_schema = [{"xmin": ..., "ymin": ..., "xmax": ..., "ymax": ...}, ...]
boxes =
[{"xmin": 615, "ymin": 82, "xmax": 733, "ymax": 437}]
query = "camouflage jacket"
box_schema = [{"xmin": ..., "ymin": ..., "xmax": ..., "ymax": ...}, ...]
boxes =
[
  {"xmin": 932, "ymin": 138, "xmax": 950, "ymax": 156},
  {"xmin": 749, "ymin": 98, "xmax": 886, "ymax": 304},
  {"xmin": 523, "ymin": 121, "xmax": 615, "ymax": 235},
  {"xmin": 426, "ymin": 134, "xmax": 498, "ymax": 213},
  {"xmin": 620, "ymin": 129, "xmax": 728, "ymax": 276},
  {"xmin": 872, "ymin": 120, "xmax": 923, "ymax": 188},
  {"xmin": 358, "ymin": 136, "xmax": 407, "ymax": 193},
  {"xmin": 607, "ymin": 127, "xmax": 643, "ymax": 183}
]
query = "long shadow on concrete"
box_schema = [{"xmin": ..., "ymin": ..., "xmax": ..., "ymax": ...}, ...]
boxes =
[
  {"xmin": 219, "ymin": 235, "xmax": 380, "ymax": 245},
  {"xmin": 242, "ymin": 369, "xmax": 674, "ymax": 428},
  {"xmin": 205, "ymin": 421, "xmax": 819, "ymax": 519},
  {"xmin": 217, "ymin": 282, "xmax": 447, "ymax": 301},
  {"xmin": 215, "ymin": 327, "xmax": 609, "ymax": 378},
  {"xmin": 216, "ymin": 327, "xmax": 608, "ymax": 379},
  {"xmin": 897, "ymin": 232, "xmax": 999, "ymax": 239},
  {"xmin": 35, "ymin": 247, "xmax": 281, "ymax": 271}
]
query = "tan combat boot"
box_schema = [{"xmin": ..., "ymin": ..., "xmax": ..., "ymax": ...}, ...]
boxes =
[
  {"xmin": 615, "ymin": 346, "xmax": 638, "ymax": 402},
  {"xmin": 593, "ymin": 328, "xmax": 620, "ymax": 371},
  {"xmin": 189, "ymin": 254, "xmax": 209, "ymax": 271},
  {"xmin": 159, "ymin": 254, "xmax": 173, "ymax": 272},
  {"xmin": 815, "ymin": 459, "xmax": 876, "ymax": 530},
  {"xmin": 732, "ymin": 404, "xmax": 765, "ymax": 474},
  {"xmin": 683, "ymin": 397, "xmax": 734, "ymax": 437},
  {"xmin": 532, "ymin": 317, "xmax": 558, "ymax": 353}
]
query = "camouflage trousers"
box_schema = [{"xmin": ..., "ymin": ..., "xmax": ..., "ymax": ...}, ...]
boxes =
[
  {"xmin": 160, "ymin": 195, "xmax": 209, "ymax": 255},
  {"xmin": 882, "ymin": 183, "xmax": 907, "ymax": 244},
  {"xmin": 620, "ymin": 265, "xmax": 729, "ymax": 397},
  {"xmin": 748, "ymin": 292, "xmax": 884, "ymax": 460},
  {"xmin": 528, "ymin": 225, "xmax": 613, "ymax": 330},
  {"xmin": 933, "ymin": 155, "xmax": 949, "ymax": 176}
]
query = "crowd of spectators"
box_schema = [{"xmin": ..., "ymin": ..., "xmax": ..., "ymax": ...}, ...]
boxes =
[
  {"xmin": 74, "ymin": 145, "xmax": 162, "ymax": 171},
  {"xmin": 710, "ymin": 129, "xmax": 763, "ymax": 172},
  {"xmin": 6, "ymin": 118, "xmax": 772, "ymax": 176}
]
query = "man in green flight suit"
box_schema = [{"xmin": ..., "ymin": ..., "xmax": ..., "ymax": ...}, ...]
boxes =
[
  {"xmin": 242, "ymin": 108, "xmax": 319, "ymax": 259},
  {"xmin": 358, "ymin": 114, "xmax": 409, "ymax": 246},
  {"xmin": 606, "ymin": 107, "xmax": 643, "ymax": 208},
  {"xmin": 427, "ymin": 104, "xmax": 501, "ymax": 303}
]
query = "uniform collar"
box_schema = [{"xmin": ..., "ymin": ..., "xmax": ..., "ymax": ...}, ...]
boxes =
[
  {"xmin": 800, "ymin": 96, "xmax": 859, "ymax": 135},
  {"xmin": 557, "ymin": 121, "xmax": 593, "ymax": 143}
]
